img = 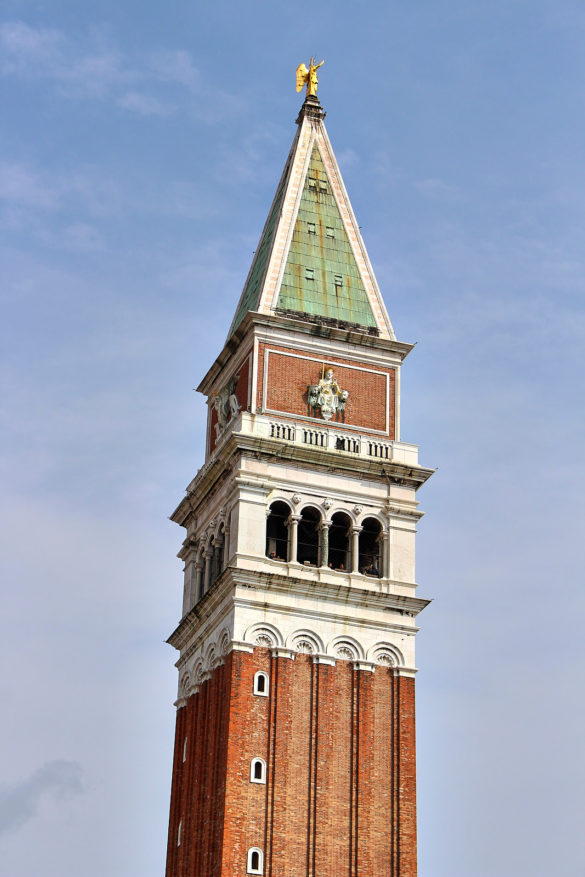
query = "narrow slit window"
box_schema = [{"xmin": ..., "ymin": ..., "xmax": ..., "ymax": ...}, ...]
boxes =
[
  {"xmin": 182, "ymin": 737, "xmax": 188, "ymax": 763},
  {"xmin": 307, "ymin": 222, "xmax": 316, "ymax": 235},
  {"xmin": 305, "ymin": 268, "xmax": 314, "ymax": 281},
  {"xmin": 250, "ymin": 757, "xmax": 266, "ymax": 784},
  {"xmin": 247, "ymin": 848, "xmax": 263, "ymax": 875},
  {"xmin": 177, "ymin": 819, "xmax": 182, "ymax": 847},
  {"xmin": 254, "ymin": 671, "xmax": 269, "ymax": 696}
]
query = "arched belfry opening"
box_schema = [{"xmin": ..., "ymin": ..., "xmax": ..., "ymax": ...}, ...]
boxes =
[
  {"xmin": 297, "ymin": 506, "xmax": 321, "ymax": 566},
  {"xmin": 328, "ymin": 511, "xmax": 351, "ymax": 570},
  {"xmin": 359, "ymin": 517, "xmax": 383, "ymax": 577},
  {"xmin": 265, "ymin": 501, "xmax": 290, "ymax": 560}
]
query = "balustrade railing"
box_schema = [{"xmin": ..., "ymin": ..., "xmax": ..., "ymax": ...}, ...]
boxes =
[{"xmin": 231, "ymin": 413, "xmax": 419, "ymax": 467}]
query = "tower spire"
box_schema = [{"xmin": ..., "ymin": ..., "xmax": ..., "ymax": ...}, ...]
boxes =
[
  {"xmin": 227, "ymin": 85, "xmax": 395, "ymax": 341},
  {"xmin": 165, "ymin": 82, "xmax": 432, "ymax": 877}
]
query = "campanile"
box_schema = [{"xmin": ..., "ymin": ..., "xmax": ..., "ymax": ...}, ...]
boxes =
[{"xmin": 165, "ymin": 78, "xmax": 433, "ymax": 877}]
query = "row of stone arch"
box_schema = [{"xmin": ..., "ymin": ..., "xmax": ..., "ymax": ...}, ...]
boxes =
[
  {"xmin": 246, "ymin": 622, "xmax": 404, "ymax": 667},
  {"xmin": 266, "ymin": 501, "xmax": 384, "ymax": 576},
  {"xmin": 191, "ymin": 515, "xmax": 231, "ymax": 604},
  {"xmin": 177, "ymin": 626, "xmax": 405, "ymax": 701}
]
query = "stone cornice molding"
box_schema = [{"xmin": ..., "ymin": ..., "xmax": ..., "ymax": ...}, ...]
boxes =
[
  {"xmin": 233, "ymin": 591, "xmax": 422, "ymax": 640},
  {"xmin": 197, "ymin": 312, "xmax": 414, "ymax": 397},
  {"xmin": 171, "ymin": 434, "xmax": 433, "ymax": 526},
  {"xmin": 230, "ymin": 575, "xmax": 427, "ymax": 619}
]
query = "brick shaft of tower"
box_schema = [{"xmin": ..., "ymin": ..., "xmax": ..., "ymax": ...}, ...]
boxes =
[{"xmin": 164, "ymin": 92, "xmax": 432, "ymax": 877}]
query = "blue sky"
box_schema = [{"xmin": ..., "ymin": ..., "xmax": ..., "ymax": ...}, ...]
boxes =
[{"xmin": 1, "ymin": 2, "xmax": 584, "ymax": 875}]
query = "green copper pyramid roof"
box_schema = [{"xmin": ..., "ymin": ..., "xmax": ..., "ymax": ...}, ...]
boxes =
[
  {"xmin": 275, "ymin": 145, "xmax": 376, "ymax": 327},
  {"xmin": 229, "ymin": 154, "xmax": 291, "ymax": 336},
  {"xmin": 226, "ymin": 98, "xmax": 395, "ymax": 343}
]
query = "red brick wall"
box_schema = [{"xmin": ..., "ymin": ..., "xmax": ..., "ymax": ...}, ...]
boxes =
[
  {"xmin": 257, "ymin": 343, "xmax": 395, "ymax": 437},
  {"xmin": 221, "ymin": 648, "xmax": 272, "ymax": 876},
  {"xmin": 165, "ymin": 656, "xmax": 232, "ymax": 877},
  {"xmin": 166, "ymin": 652, "xmax": 417, "ymax": 876}
]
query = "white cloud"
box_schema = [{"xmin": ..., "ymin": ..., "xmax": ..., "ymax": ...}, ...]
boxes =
[
  {"xmin": 414, "ymin": 177, "xmax": 462, "ymax": 201},
  {"xmin": 0, "ymin": 20, "xmax": 242, "ymax": 123},
  {"xmin": 117, "ymin": 90, "xmax": 173, "ymax": 116},
  {"xmin": 148, "ymin": 49, "xmax": 199, "ymax": 89},
  {"xmin": 62, "ymin": 221, "xmax": 104, "ymax": 251},
  {"xmin": 336, "ymin": 147, "xmax": 360, "ymax": 170},
  {"xmin": 0, "ymin": 162, "xmax": 61, "ymax": 210},
  {"xmin": 0, "ymin": 761, "xmax": 84, "ymax": 835},
  {"xmin": 0, "ymin": 20, "xmax": 63, "ymax": 75},
  {"xmin": 214, "ymin": 121, "xmax": 288, "ymax": 184}
]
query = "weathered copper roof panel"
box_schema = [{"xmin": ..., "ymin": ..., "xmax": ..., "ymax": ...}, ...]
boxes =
[
  {"xmin": 229, "ymin": 153, "xmax": 291, "ymax": 336},
  {"xmin": 276, "ymin": 145, "xmax": 376, "ymax": 327}
]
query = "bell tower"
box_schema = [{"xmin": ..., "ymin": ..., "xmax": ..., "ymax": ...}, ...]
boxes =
[{"xmin": 165, "ymin": 87, "xmax": 432, "ymax": 877}]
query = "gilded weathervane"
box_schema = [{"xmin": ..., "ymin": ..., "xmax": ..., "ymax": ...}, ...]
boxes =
[{"xmin": 296, "ymin": 57, "xmax": 324, "ymax": 98}]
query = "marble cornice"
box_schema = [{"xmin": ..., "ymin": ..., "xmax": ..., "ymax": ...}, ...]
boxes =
[
  {"xmin": 171, "ymin": 431, "xmax": 433, "ymax": 526},
  {"xmin": 197, "ymin": 311, "xmax": 414, "ymax": 396}
]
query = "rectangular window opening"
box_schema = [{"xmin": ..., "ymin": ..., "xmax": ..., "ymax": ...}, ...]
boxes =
[
  {"xmin": 326, "ymin": 227, "xmax": 335, "ymax": 238},
  {"xmin": 305, "ymin": 268, "xmax": 315, "ymax": 281},
  {"xmin": 334, "ymin": 274, "xmax": 343, "ymax": 287},
  {"xmin": 307, "ymin": 222, "xmax": 316, "ymax": 235}
]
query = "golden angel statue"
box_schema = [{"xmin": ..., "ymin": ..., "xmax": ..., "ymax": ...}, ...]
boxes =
[{"xmin": 296, "ymin": 57, "xmax": 324, "ymax": 98}]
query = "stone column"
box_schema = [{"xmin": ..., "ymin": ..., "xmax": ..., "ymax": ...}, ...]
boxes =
[
  {"xmin": 223, "ymin": 525, "xmax": 231, "ymax": 568},
  {"xmin": 203, "ymin": 546, "xmax": 213, "ymax": 593},
  {"xmin": 383, "ymin": 528, "xmax": 390, "ymax": 579},
  {"xmin": 194, "ymin": 557, "xmax": 204, "ymax": 603},
  {"xmin": 214, "ymin": 535, "xmax": 224, "ymax": 579},
  {"xmin": 320, "ymin": 521, "xmax": 332, "ymax": 568},
  {"xmin": 351, "ymin": 526, "xmax": 362, "ymax": 574},
  {"xmin": 289, "ymin": 515, "xmax": 301, "ymax": 563}
]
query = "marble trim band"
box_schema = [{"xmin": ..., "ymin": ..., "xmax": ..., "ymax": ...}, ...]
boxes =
[{"xmin": 174, "ymin": 624, "xmax": 408, "ymax": 705}]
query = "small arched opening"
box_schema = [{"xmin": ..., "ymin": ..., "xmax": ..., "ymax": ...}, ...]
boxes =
[
  {"xmin": 359, "ymin": 517, "xmax": 383, "ymax": 577},
  {"xmin": 253, "ymin": 671, "xmax": 269, "ymax": 697},
  {"xmin": 328, "ymin": 511, "xmax": 351, "ymax": 571},
  {"xmin": 250, "ymin": 757, "xmax": 266, "ymax": 784},
  {"xmin": 247, "ymin": 848, "xmax": 263, "ymax": 875},
  {"xmin": 265, "ymin": 501, "xmax": 290, "ymax": 561},
  {"xmin": 297, "ymin": 506, "xmax": 321, "ymax": 566}
]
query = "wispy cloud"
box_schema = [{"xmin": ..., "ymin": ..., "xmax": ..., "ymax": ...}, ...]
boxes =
[
  {"xmin": 214, "ymin": 122, "xmax": 289, "ymax": 184},
  {"xmin": 414, "ymin": 177, "xmax": 462, "ymax": 201},
  {"xmin": 0, "ymin": 21, "xmax": 128, "ymax": 98},
  {"xmin": 0, "ymin": 21, "xmax": 242, "ymax": 121},
  {"xmin": 0, "ymin": 20, "xmax": 64, "ymax": 75},
  {"xmin": 148, "ymin": 49, "xmax": 200, "ymax": 89},
  {"xmin": 0, "ymin": 760, "xmax": 83, "ymax": 835},
  {"xmin": 0, "ymin": 161, "xmax": 61, "ymax": 210},
  {"xmin": 336, "ymin": 148, "xmax": 360, "ymax": 170},
  {"xmin": 117, "ymin": 91, "xmax": 173, "ymax": 116}
]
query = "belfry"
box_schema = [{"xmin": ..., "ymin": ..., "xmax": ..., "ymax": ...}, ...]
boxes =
[{"xmin": 165, "ymin": 69, "xmax": 433, "ymax": 877}]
